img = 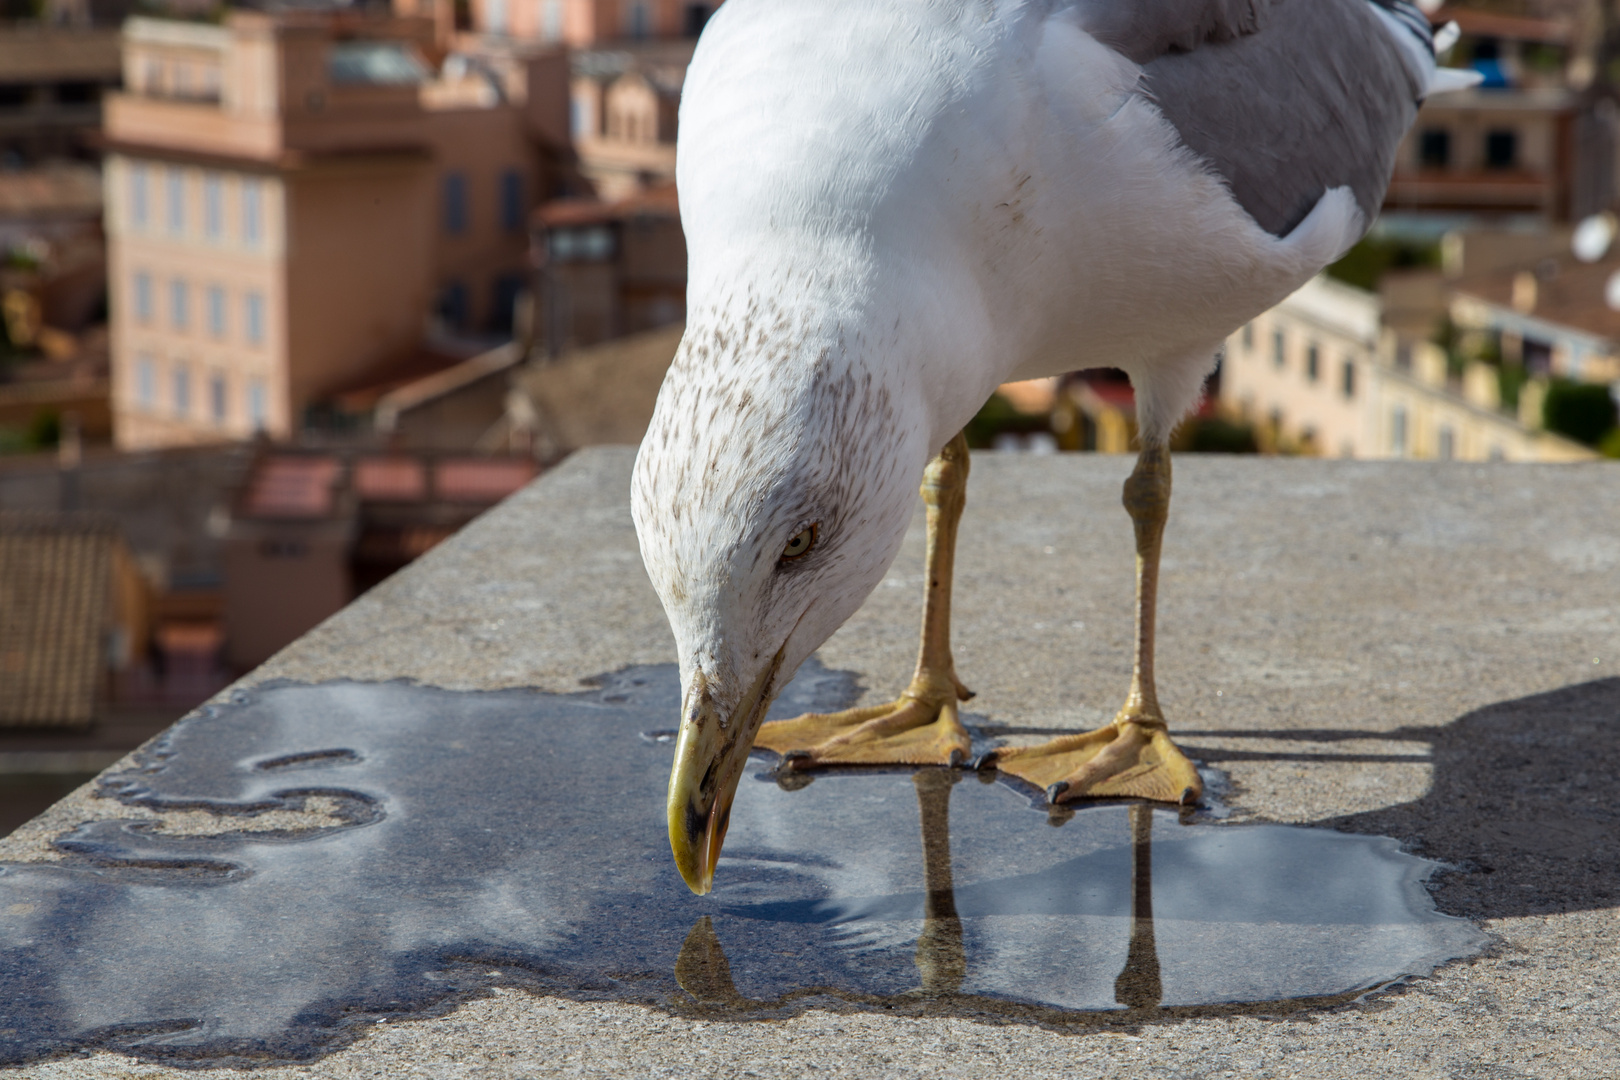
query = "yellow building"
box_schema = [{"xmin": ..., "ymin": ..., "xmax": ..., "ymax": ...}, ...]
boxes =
[
  {"xmin": 103, "ymin": 11, "xmax": 570, "ymax": 450},
  {"xmin": 1222, "ymin": 275, "xmax": 1382, "ymax": 458},
  {"xmin": 1223, "ymin": 274, "xmax": 1595, "ymax": 463}
]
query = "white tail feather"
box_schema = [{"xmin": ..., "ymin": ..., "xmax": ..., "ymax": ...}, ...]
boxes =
[
  {"xmin": 1433, "ymin": 19, "xmax": 1460, "ymax": 54},
  {"xmin": 1429, "ymin": 66, "xmax": 1484, "ymax": 94}
]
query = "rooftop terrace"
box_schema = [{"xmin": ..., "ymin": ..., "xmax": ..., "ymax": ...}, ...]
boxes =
[{"xmin": 3, "ymin": 449, "xmax": 1617, "ymax": 1077}]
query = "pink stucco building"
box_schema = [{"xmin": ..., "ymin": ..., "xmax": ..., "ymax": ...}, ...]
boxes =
[
  {"xmin": 103, "ymin": 9, "xmax": 571, "ymax": 450},
  {"xmin": 466, "ymin": 0, "xmax": 720, "ymax": 47}
]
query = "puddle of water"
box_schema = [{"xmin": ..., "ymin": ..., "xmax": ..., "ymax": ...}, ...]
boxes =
[{"xmin": 0, "ymin": 667, "xmax": 1485, "ymax": 1066}]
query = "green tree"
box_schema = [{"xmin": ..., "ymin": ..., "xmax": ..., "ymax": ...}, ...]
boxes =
[{"xmin": 1542, "ymin": 380, "xmax": 1618, "ymax": 447}]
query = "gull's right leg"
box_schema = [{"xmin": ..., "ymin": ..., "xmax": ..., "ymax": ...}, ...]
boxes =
[{"xmin": 755, "ymin": 433, "xmax": 975, "ymax": 769}]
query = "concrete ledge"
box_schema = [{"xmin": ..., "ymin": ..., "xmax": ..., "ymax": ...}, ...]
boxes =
[{"xmin": 7, "ymin": 448, "xmax": 1619, "ymax": 1078}]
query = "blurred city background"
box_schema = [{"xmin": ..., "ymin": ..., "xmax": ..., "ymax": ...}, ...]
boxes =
[{"xmin": 2, "ymin": 0, "xmax": 1619, "ymax": 831}]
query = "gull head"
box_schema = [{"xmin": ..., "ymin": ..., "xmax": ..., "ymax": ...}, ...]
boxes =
[{"xmin": 632, "ymin": 315, "xmax": 927, "ymax": 893}]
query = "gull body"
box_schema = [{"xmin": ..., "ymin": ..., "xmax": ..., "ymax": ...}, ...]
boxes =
[{"xmin": 633, "ymin": 0, "xmax": 1441, "ymax": 892}]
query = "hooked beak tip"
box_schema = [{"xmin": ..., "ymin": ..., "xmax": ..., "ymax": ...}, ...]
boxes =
[{"xmin": 672, "ymin": 795, "xmax": 728, "ymax": 895}]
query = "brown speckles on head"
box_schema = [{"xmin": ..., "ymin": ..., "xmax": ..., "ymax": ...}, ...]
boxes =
[{"xmin": 631, "ymin": 286, "xmax": 927, "ymax": 711}]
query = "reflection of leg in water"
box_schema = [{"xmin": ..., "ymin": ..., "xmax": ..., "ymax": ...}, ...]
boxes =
[
  {"xmin": 675, "ymin": 915, "xmax": 744, "ymax": 1006},
  {"xmin": 677, "ymin": 771, "xmax": 968, "ymax": 1008},
  {"xmin": 1113, "ymin": 804, "xmax": 1163, "ymax": 1010},
  {"xmin": 913, "ymin": 769, "xmax": 965, "ymax": 995}
]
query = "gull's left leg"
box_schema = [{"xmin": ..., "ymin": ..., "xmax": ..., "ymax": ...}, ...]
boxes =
[
  {"xmin": 755, "ymin": 433, "xmax": 974, "ymax": 769},
  {"xmin": 985, "ymin": 442, "xmax": 1202, "ymax": 805}
]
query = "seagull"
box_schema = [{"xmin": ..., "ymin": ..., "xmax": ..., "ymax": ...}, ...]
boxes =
[{"xmin": 633, "ymin": 0, "xmax": 1470, "ymax": 894}]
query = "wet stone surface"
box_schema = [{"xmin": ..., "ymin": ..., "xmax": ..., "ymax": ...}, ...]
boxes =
[{"xmin": 0, "ymin": 666, "xmax": 1485, "ymax": 1068}]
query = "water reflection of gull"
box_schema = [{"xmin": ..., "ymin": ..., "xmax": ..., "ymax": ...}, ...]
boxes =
[
  {"xmin": 710, "ymin": 768, "xmax": 1482, "ymax": 1013},
  {"xmin": 690, "ymin": 774, "xmax": 1158, "ymax": 1009}
]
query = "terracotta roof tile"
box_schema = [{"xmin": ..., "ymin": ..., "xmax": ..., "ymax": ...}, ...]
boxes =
[
  {"xmin": 0, "ymin": 513, "xmax": 119, "ymax": 728},
  {"xmin": 354, "ymin": 457, "xmax": 428, "ymax": 501},
  {"xmin": 432, "ymin": 459, "xmax": 538, "ymax": 503},
  {"xmin": 242, "ymin": 456, "xmax": 344, "ymax": 518}
]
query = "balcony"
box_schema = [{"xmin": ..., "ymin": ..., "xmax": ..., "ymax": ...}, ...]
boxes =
[
  {"xmin": 2, "ymin": 449, "xmax": 1616, "ymax": 1072},
  {"xmin": 1387, "ymin": 168, "xmax": 1555, "ymax": 214}
]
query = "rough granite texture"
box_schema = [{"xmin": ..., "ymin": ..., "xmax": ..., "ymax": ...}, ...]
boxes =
[{"xmin": 5, "ymin": 448, "xmax": 1618, "ymax": 1079}]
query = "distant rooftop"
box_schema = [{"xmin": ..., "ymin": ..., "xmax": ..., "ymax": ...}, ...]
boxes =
[
  {"xmin": 0, "ymin": 512, "xmax": 125, "ymax": 728},
  {"xmin": 1454, "ymin": 251, "xmax": 1620, "ymax": 344},
  {"xmin": 235, "ymin": 451, "xmax": 541, "ymax": 521}
]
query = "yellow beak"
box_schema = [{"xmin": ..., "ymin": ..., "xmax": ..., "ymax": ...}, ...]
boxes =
[{"xmin": 666, "ymin": 648, "xmax": 784, "ymax": 894}]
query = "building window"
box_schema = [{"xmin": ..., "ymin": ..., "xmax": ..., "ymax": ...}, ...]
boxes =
[
  {"xmin": 500, "ymin": 169, "xmax": 524, "ymax": 234},
  {"xmin": 543, "ymin": 0, "xmax": 564, "ymax": 40},
  {"xmin": 571, "ymin": 97, "xmax": 590, "ymax": 137},
  {"xmin": 244, "ymin": 291, "xmax": 265, "ymax": 345},
  {"xmin": 203, "ymin": 173, "xmax": 223, "ymax": 240},
  {"xmin": 170, "ymin": 279, "xmax": 189, "ymax": 330},
  {"xmin": 1391, "ymin": 406, "xmax": 1408, "ymax": 456},
  {"xmin": 166, "ymin": 167, "xmax": 185, "ymax": 234},
  {"xmin": 1419, "ymin": 128, "xmax": 1449, "ymax": 169},
  {"xmin": 487, "ymin": 0, "xmax": 508, "ymax": 33},
  {"xmin": 1305, "ymin": 344, "xmax": 1320, "ymax": 383},
  {"xmin": 242, "ymin": 179, "xmax": 262, "ymax": 247},
  {"xmin": 130, "ymin": 164, "xmax": 149, "ymax": 229},
  {"xmin": 443, "ymin": 172, "xmax": 468, "ymax": 235},
  {"xmin": 135, "ymin": 352, "xmax": 157, "ymax": 408},
  {"xmin": 247, "ymin": 378, "xmax": 267, "ymax": 429},
  {"xmin": 626, "ymin": 0, "xmax": 651, "ymax": 37},
  {"xmin": 1272, "ymin": 329, "xmax": 1285, "ymax": 369},
  {"xmin": 1241, "ymin": 322, "xmax": 1254, "ymax": 352},
  {"xmin": 207, "ymin": 285, "xmax": 226, "ymax": 338},
  {"xmin": 685, "ymin": 3, "xmax": 712, "ymax": 35},
  {"xmin": 1438, "ymin": 425, "xmax": 1455, "ymax": 460},
  {"xmin": 1341, "ymin": 358, "xmax": 1356, "ymax": 399},
  {"xmin": 438, "ymin": 279, "xmax": 469, "ymax": 331},
  {"xmin": 133, "ymin": 271, "xmax": 153, "ymax": 323},
  {"xmin": 210, "ymin": 372, "xmax": 228, "ymax": 424},
  {"xmin": 173, "ymin": 362, "xmax": 191, "ymax": 416},
  {"xmin": 1485, "ymin": 129, "xmax": 1518, "ymax": 170},
  {"xmin": 492, "ymin": 274, "xmax": 525, "ymax": 334}
]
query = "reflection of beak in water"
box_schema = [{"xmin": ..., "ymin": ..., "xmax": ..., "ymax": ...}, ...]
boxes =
[
  {"xmin": 674, "ymin": 779, "xmax": 1162, "ymax": 1013},
  {"xmin": 1114, "ymin": 803, "xmax": 1162, "ymax": 1010},
  {"xmin": 674, "ymin": 915, "xmax": 743, "ymax": 1006}
]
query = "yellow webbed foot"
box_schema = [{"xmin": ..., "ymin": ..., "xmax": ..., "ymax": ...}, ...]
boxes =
[
  {"xmin": 986, "ymin": 713, "xmax": 1201, "ymax": 806},
  {"xmin": 756, "ymin": 682, "xmax": 973, "ymax": 769}
]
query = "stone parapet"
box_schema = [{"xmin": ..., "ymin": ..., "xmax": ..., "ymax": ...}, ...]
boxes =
[{"xmin": 5, "ymin": 449, "xmax": 1618, "ymax": 1078}]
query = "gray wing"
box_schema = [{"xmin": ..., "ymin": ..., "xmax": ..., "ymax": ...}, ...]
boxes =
[
  {"xmin": 1074, "ymin": 0, "xmax": 1279, "ymax": 64},
  {"xmin": 1080, "ymin": 0, "xmax": 1424, "ymax": 237}
]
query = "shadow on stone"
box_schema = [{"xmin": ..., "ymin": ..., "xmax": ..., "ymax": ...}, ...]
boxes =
[
  {"xmin": 1333, "ymin": 678, "xmax": 1620, "ymax": 921},
  {"xmin": 1166, "ymin": 678, "xmax": 1620, "ymax": 920}
]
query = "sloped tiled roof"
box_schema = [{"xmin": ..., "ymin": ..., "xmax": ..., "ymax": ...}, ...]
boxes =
[
  {"xmin": 433, "ymin": 458, "xmax": 539, "ymax": 502},
  {"xmin": 0, "ymin": 513, "xmax": 119, "ymax": 728},
  {"xmin": 1454, "ymin": 253, "xmax": 1620, "ymax": 344},
  {"xmin": 239, "ymin": 456, "xmax": 345, "ymax": 519}
]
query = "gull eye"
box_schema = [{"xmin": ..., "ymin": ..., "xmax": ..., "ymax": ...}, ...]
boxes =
[{"xmin": 780, "ymin": 524, "xmax": 817, "ymax": 562}]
